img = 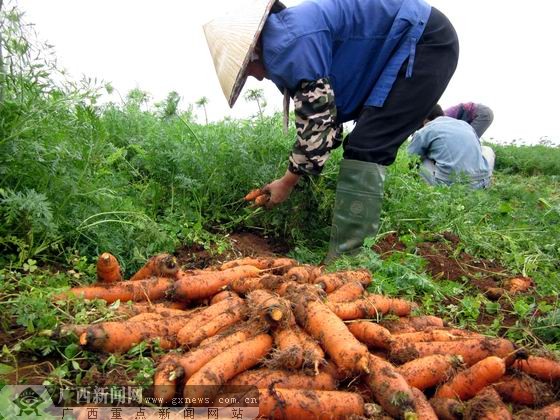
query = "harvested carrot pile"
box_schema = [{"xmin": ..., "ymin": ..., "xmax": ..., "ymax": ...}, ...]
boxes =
[{"xmin": 54, "ymin": 253, "xmax": 560, "ymax": 419}]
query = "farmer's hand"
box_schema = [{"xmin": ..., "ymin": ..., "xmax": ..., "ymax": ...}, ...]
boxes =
[{"xmin": 263, "ymin": 170, "xmax": 300, "ymax": 208}]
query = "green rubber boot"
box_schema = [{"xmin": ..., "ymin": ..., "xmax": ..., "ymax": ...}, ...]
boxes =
[{"xmin": 325, "ymin": 159, "xmax": 386, "ymax": 262}]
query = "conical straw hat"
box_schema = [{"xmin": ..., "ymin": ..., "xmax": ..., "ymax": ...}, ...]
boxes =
[{"xmin": 204, "ymin": 0, "xmax": 276, "ymax": 107}]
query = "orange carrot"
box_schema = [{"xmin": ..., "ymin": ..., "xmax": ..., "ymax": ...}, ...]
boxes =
[
  {"xmin": 177, "ymin": 302, "xmax": 246, "ymax": 347},
  {"xmin": 247, "ymin": 289, "xmax": 294, "ymax": 326},
  {"xmin": 366, "ymin": 354, "xmax": 415, "ymax": 418},
  {"xmin": 96, "ymin": 252, "xmax": 122, "ymax": 283},
  {"xmin": 390, "ymin": 338, "xmax": 516, "ymax": 366},
  {"xmin": 258, "ymin": 388, "xmax": 364, "ymax": 419},
  {"xmin": 115, "ymin": 301, "xmax": 188, "ymax": 317},
  {"xmin": 154, "ymin": 328, "xmax": 253, "ymax": 404},
  {"xmin": 253, "ymin": 193, "xmax": 270, "ymax": 207},
  {"xmin": 174, "ymin": 265, "xmax": 261, "ymax": 300},
  {"xmin": 174, "ymin": 329, "xmax": 254, "ymax": 378},
  {"xmin": 464, "ymin": 387, "xmax": 512, "ymax": 420},
  {"xmin": 229, "ymin": 274, "xmax": 286, "ymax": 295},
  {"xmin": 291, "ymin": 291, "xmax": 370, "ymax": 374},
  {"xmin": 175, "ymin": 295, "xmax": 244, "ymax": 345},
  {"xmin": 220, "ymin": 257, "xmax": 296, "ymax": 273},
  {"xmin": 398, "ymin": 355, "xmax": 463, "ymax": 391},
  {"xmin": 54, "ymin": 277, "xmax": 175, "ymax": 303},
  {"xmin": 153, "ymin": 362, "xmax": 181, "ymax": 404},
  {"xmin": 423, "ymin": 326, "xmax": 484, "ymax": 338},
  {"xmin": 436, "ymin": 356, "xmax": 506, "ymax": 400},
  {"xmin": 347, "ymin": 321, "xmax": 394, "ymax": 350},
  {"xmin": 393, "ymin": 329, "xmax": 469, "ymax": 344},
  {"xmin": 210, "ymin": 290, "xmax": 239, "ymax": 304},
  {"xmin": 503, "ymin": 277, "xmax": 533, "ymax": 293},
  {"xmin": 429, "ymin": 397, "xmax": 464, "ymax": 420},
  {"xmin": 286, "ymin": 265, "xmax": 323, "ymax": 283},
  {"xmin": 228, "ymin": 369, "xmax": 336, "ymax": 390},
  {"xmin": 314, "ymin": 270, "xmax": 372, "ymax": 292},
  {"xmin": 244, "ymin": 188, "xmax": 264, "ymax": 201},
  {"xmin": 184, "ymin": 334, "xmax": 273, "ymax": 400},
  {"xmin": 327, "ymin": 281, "xmax": 364, "ymax": 303},
  {"xmin": 327, "ymin": 294, "xmax": 415, "ymax": 320},
  {"xmin": 126, "ymin": 312, "xmax": 162, "ymax": 322},
  {"xmin": 513, "ymin": 402, "xmax": 560, "ymax": 420},
  {"xmin": 79, "ymin": 312, "xmax": 195, "ymax": 353},
  {"xmin": 271, "ymin": 327, "xmax": 305, "ymax": 370},
  {"xmin": 411, "ymin": 387, "xmax": 438, "ymax": 420},
  {"xmin": 129, "ymin": 253, "xmax": 179, "ymax": 281},
  {"xmin": 512, "ymin": 355, "xmax": 560, "ymax": 382},
  {"xmin": 381, "ymin": 315, "xmax": 445, "ymax": 333},
  {"xmin": 294, "ymin": 326, "xmax": 325, "ymax": 375},
  {"xmin": 493, "ymin": 374, "xmax": 554, "ymax": 406}
]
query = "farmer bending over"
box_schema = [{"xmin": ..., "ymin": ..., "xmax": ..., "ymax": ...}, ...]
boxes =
[
  {"xmin": 204, "ymin": 0, "xmax": 459, "ymax": 260},
  {"xmin": 408, "ymin": 104, "xmax": 496, "ymax": 189},
  {"xmin": 444, "ymin": 102, "xmax": 494, "ymax": 137}
]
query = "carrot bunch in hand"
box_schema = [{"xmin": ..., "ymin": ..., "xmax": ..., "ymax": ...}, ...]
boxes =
[{"xmin": 244, "ymin": 188, "xmax": 270, "ymax": 208}]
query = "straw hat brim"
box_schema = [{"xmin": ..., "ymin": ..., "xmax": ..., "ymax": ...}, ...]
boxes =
[{"xmin": 204, "ymin": 0, "xmax": 277, "ymax": 108}]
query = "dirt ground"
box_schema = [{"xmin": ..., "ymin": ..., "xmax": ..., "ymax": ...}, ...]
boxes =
[
  {"xmin": 373, "ymin": 231, "xmax": 552, "ymax": 328},
  {"xmin": 175, "ymin": 231, "xmax": 288, "ymax": 269}
]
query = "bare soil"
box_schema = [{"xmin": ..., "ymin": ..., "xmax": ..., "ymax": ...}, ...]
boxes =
[{"xmin": 175, "ymin": 231, "xmax": 289, "ymax": 269}]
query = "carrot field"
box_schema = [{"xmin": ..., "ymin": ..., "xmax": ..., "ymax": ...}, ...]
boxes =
[{"xmin": 1, "ymin": 5, "xmax": 560, "ymax": 419}]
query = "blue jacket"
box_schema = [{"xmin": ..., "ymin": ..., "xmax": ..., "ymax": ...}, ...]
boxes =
[
  {"xmin": 408, "ymin": 116, "xmax": 492, "ymax": 183},
  {"xmin": 261, "ymin": 0, "xmax": 431, "ymax": 123}
]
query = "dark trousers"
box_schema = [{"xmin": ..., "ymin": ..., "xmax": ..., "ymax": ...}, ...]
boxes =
[{"xmin": 343, "ymin": 7, "xmax": 460, "ymax": 165}]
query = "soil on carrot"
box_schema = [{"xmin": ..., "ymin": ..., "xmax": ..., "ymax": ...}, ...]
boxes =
[{"xmin": 175, "ymin": 231, "xmax": 290, "ymax": 269}]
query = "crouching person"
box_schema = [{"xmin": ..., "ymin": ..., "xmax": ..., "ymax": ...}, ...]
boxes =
[{"xmin": 408, "ymin": 104, "xmax": 495, "ymax": 189}]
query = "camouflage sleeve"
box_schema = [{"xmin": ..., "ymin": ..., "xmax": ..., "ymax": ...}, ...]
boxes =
[{"xmin": 288, "ymin": 78, "xmax": 343, "ymax": 176}]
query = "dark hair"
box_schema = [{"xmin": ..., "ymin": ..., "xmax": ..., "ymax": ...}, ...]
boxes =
[
  {"xmin": 271, "ymin": 1, "xmax": 287, "ymax": 13},
  {"xmin": 426, "ymin": 104, "xmax": 444, "ymax": 121}
]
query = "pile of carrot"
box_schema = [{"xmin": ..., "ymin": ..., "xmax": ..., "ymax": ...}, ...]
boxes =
[{"xmin": 54, "ymin": 253, "xmax": 560, "ymax": 419}]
